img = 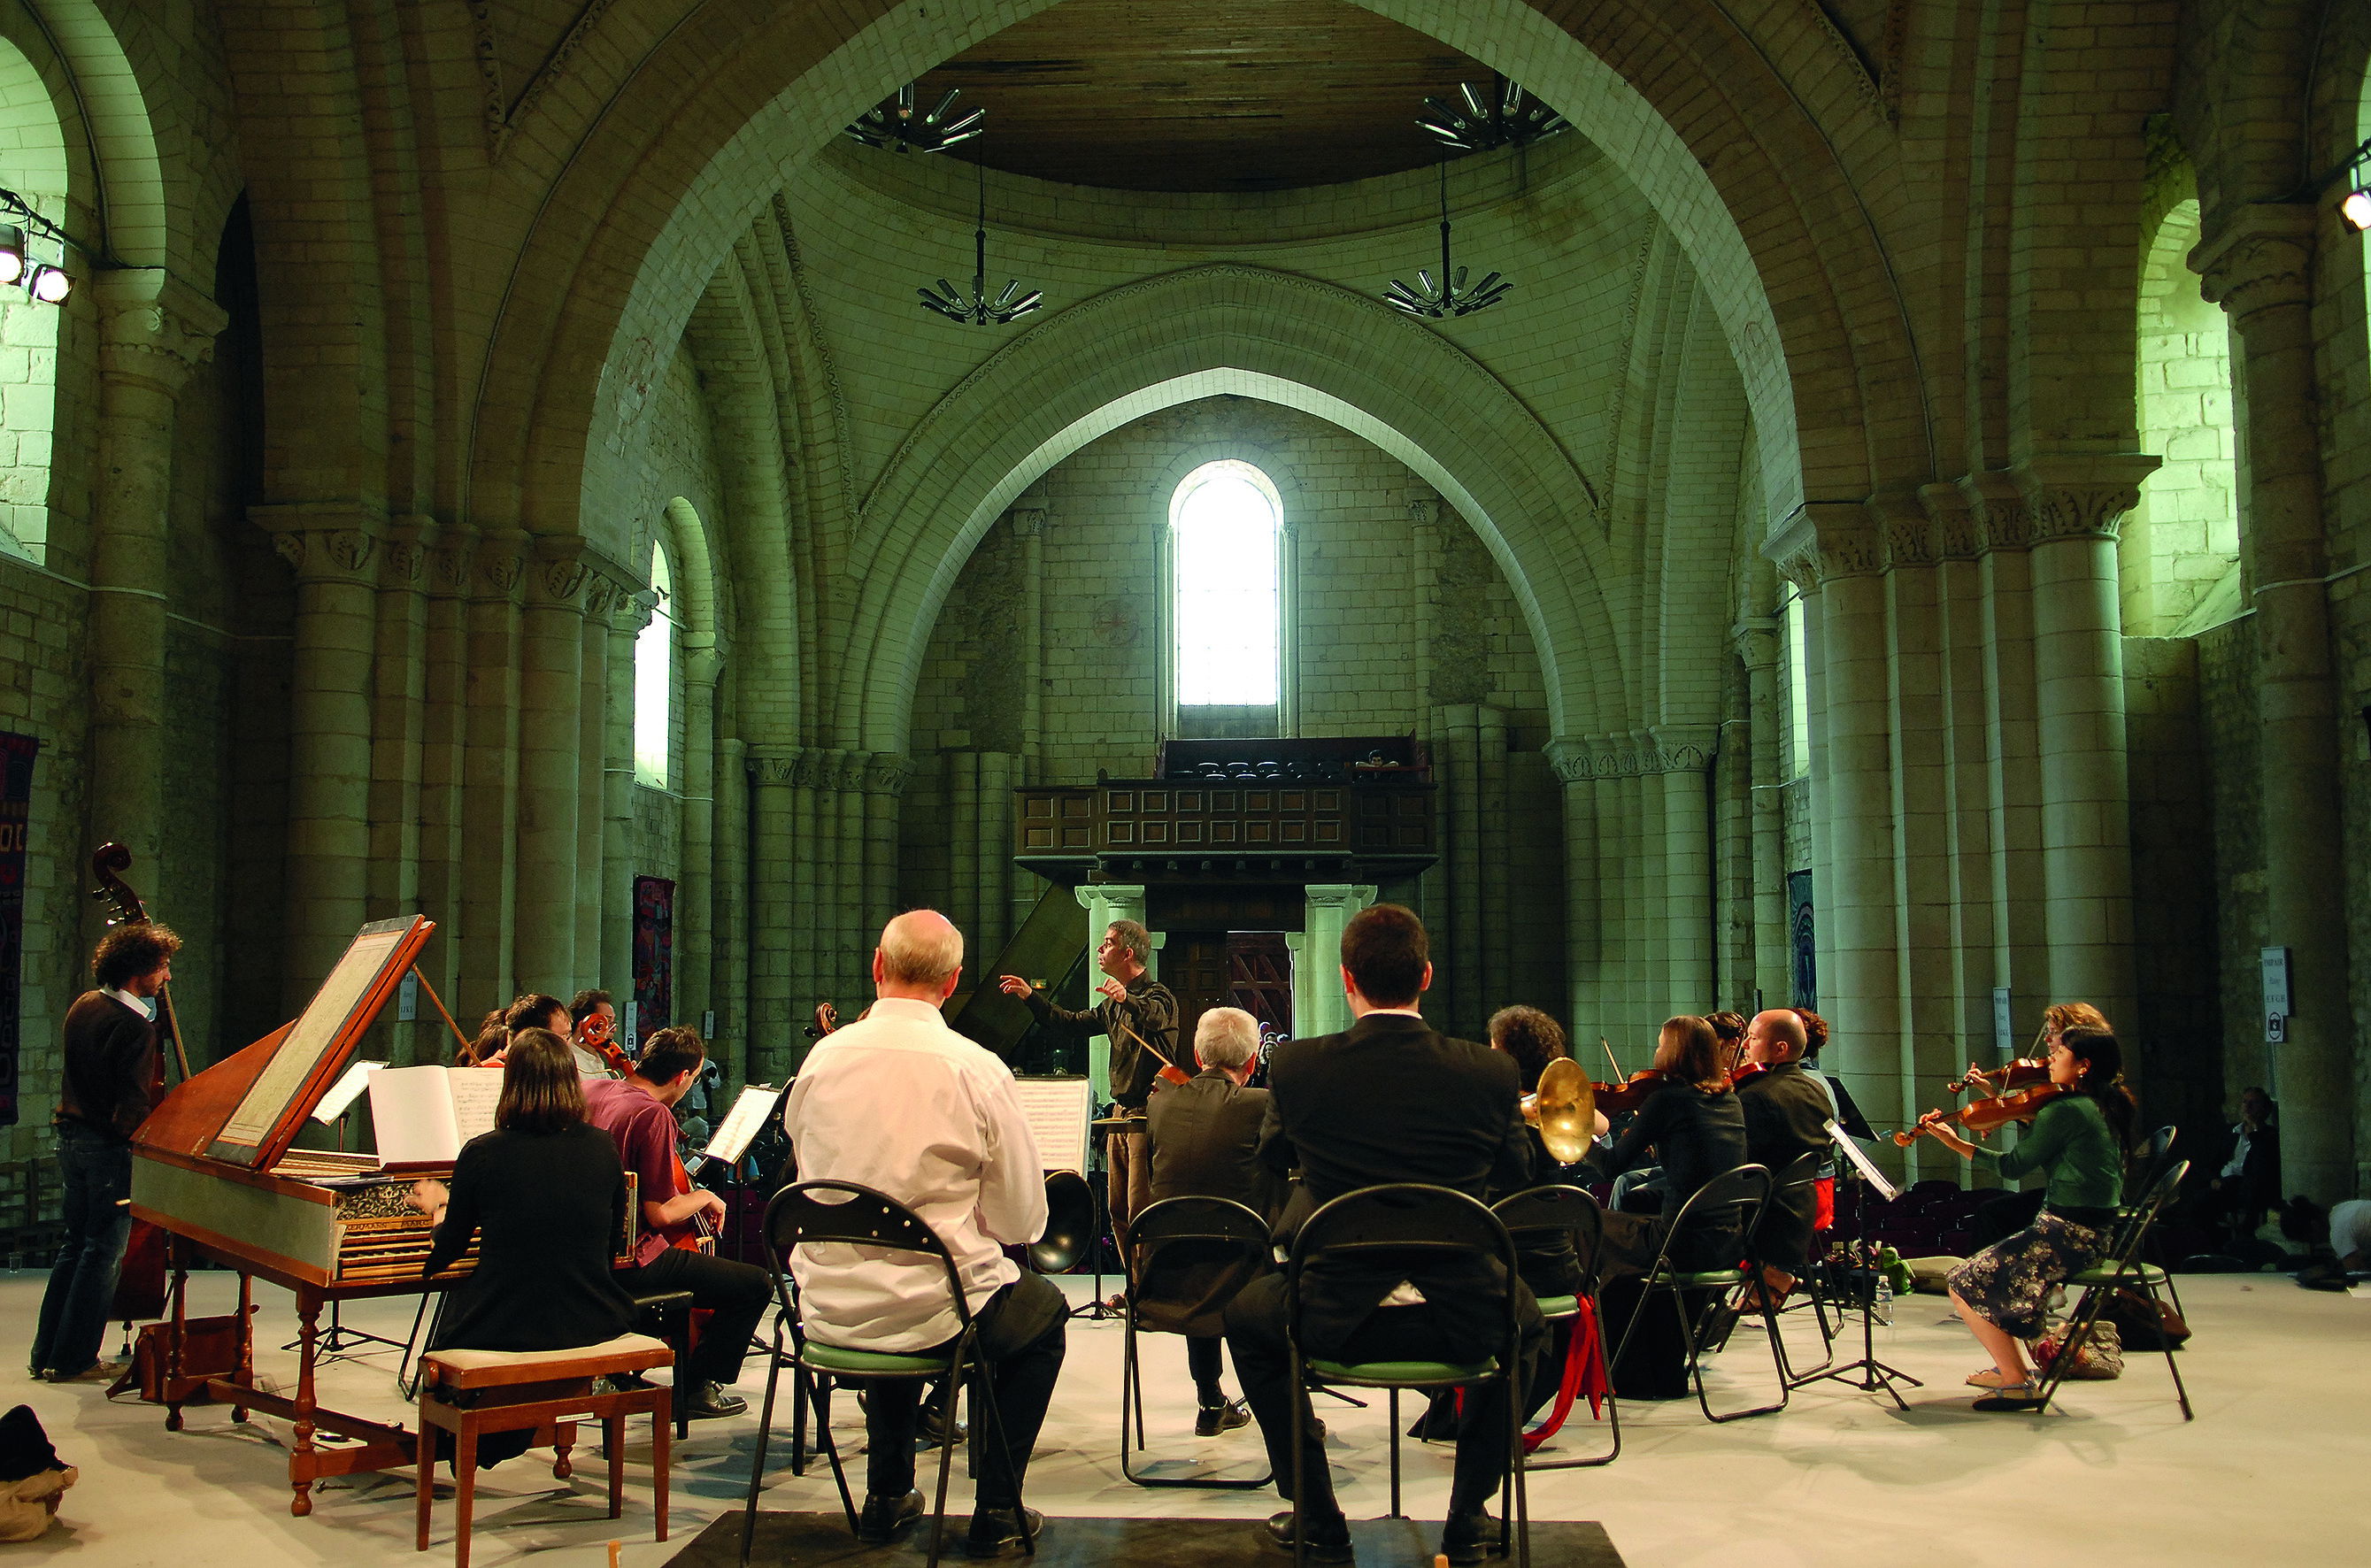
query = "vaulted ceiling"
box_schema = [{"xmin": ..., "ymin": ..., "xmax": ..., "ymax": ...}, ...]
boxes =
[{"xmin": 917, "ymin": 0, "xmax": 1496, "ymax": 193}]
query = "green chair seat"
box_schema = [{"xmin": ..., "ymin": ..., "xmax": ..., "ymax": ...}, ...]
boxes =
[
  {"xmin": 1533, "ymin": 1295, "xmax": 1581, "ymax": 1319},
  {"xmin": 800, "ymin": 1342, "xmax": 954, "ymax": 1376},
  {"xmin": 1305, "ymin": 1357, "xmax": 1497, "ymax": 1386},
  {"xmin": 1647, "ymin": 1267, "xmax": 1749, "ymax": 1290},
  {"xmin": 2070, "ymin": 1263, "xmax": 2168, "ymax": 1289}
]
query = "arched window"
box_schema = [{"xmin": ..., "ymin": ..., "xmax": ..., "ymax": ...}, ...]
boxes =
[
  {"xmin": 0, "ymin": 42, "xmax": 69, "ymax": 563},
  {"xmin": 1781, "ymin": 586, "xmax": 1811, "ymax": 779},
  {"xmin": 634, "ymin": 542, "xmax": 674, "ymax": 788},
  {"xmin": 1170, "ymin": 460, "xmax": 1283, "ymax": 719}
]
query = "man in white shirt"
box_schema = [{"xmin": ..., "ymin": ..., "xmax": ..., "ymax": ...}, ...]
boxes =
[{"xmin": 784, "ymin": 910, "xmax": 1066, "ymax": 1558}]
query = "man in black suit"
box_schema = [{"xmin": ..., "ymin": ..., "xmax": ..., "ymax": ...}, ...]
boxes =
[
  {"xmin": 1223, "ymin": 905, "xmax": 1543, "ymax": 1567},
  {"xmin": 1736, "ymin": 1009, "xmax": 1836, "ymax": 1295},
  {"xmin": 1143, "ymin": 1004, "xmax": 1281, "ymax": 1435}
]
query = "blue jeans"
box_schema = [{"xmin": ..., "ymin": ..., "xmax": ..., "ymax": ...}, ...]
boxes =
[{"xmin": 29, "ymin": 1121, "xmax": 134, "ymax": 1376}]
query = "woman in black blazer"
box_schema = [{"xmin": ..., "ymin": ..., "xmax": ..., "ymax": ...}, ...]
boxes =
[
  {"xmin": 408, "ymin": 1027, "xmax": 639, "ymax": 1461},
  {"xmin": 1589, "ymin": 1016, "xmax": 1748, "ymax": 1272}
]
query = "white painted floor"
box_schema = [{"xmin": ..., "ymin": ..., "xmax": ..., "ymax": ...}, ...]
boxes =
[{"xmin": 4, "ymin": 1266, "xmax": 2364, "ymax": 1566}]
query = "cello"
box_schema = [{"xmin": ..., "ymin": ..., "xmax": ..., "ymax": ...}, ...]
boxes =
[{"xmin": 89, "ymin": 843, "xmax": 186, "ymax": 1325}]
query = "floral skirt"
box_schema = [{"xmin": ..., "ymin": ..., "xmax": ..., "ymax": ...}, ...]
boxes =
[{"xmin": 1946, "ymin": 1211, "xmax": 2106, "ymax": 1340}]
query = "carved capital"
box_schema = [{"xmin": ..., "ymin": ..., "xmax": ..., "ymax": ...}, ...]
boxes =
[
  {"xmin": 2012, "ymin": 455, "xmax": 2161, "ymax": 545},
  {"xmin": 380, "ymin": 518, "xmax": 428, "ymax": 586},
  {"xmin": 1881, "ymin": 514, "xmax": 1936, "ymax": 571},
  {"xmin": 250, "ymin": 503, "xmax": 384, "ymax": 586},
  {"xmin": 748, "ymin": 749, "xmax": 801, "ymax": 788},
  {"xmin": 1920, "ymin": 483, "xmax": 1982, "ymax": 561},
  {"xmin": 2190, "ymin": 204, "xmax": 2315, "ymax": 324},
  {"xmin": 1543, "ymin": 735, "xmax": 1592, "ymax": 785},
  {"xmin": 1764, "ymin": 500, "xmax": 1879, "ymax": 588},
  {"xmin": 1647, "ymin": 724, "xmax": 1720, "ymax": 772},
  {"xmin": 1406, "ymin": 494, "xmax": 1441, "ymax": 528},
  {"xmin": 527, "ymin": 537, "xmax": 589, "ymax": 609},
  {"xmin": 478, "ymin": 544, "xmax": 525, "ymax": 597},
  {"xmin": 1008, "ymin": 506, "xmax": 1047, "ymax": 538},
  {"xmin": 93, "ymin": 270, "xmax": 229, "ymax": 394},
  {"xmin": 1956, "ymin": 473, "xmax": 2032, "ymax": 554},
  {"xmin": 864, "ymin": 752, "xmax": 914, "ymax": 796}
]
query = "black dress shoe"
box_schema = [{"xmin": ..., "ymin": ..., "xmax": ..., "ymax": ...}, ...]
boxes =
[
  {"xmin": 856, "ymin": 1489, "xmax": 924, "ymax": 1544},
  {"xmin": 1440, "ymin": 1509, "xmax": 1497, "ymax": 1566},
  {"xmin": 1259, "ymin": 1509, "xmax": 1354, "ymax": 1564},
  {"xmin": 1196, "ymin": 1397, "xmax": 1252, "ymax": 1436},
  {"xmin": 682, "ymin": 1380, "xmax": 748, "ymax": 1419},
  {"xmin": 964, "ymin": 1505, "xmax": 1044, "ymax": 1559}
]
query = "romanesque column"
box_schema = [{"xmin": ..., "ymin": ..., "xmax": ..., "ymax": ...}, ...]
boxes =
[
  {"xmin": 255, "ymin": 506, "xmax": 382, "ymax": 1000},
  {"xmin": 85, "ymin": 273, "xmax": 226, "ymax": 880},
  {"xmin": 458, "ymin": 534, "xmax": 526, "ymax": 1010},
  {"xmin": 679, "ymin": 647, "xmax": 725, "ymax": 1049},
  {"xmin": 368, "ymin": 520, "xmax": 430, "ymax": 1061},
  {"xmin": 1297, "ymin": 884, "xmax": 1377, "ymax": 1040},
  {"xmin": 1651, "ymin": 725, "xmax": 1719, "ymax": 1012},
  {"xmin": 2014, "ymin": 455, "xmax": 2157, "ymax": 1043},
  {"xmin": 2195, "ymin": 204, "xmax": 2353, "ymax": 1199},
  {"xmin": 574, "ymin": 569, "xmax": 620, "ymax": 995},
  {"xmin": 1543, "ymin": 738, "xmax": 1600, "ymax": 1041},
  {"xmin": 1730, "ymin": 620, "xmax": 1790, "ymax": 1008},
  {"xmin": 513, "ymin": 541, "xmax": 587, "ymax": 990},
  {"xmin": 604, "ymin": 588, "xmax": 653, "ymax": 1003},
  {"xmin": 415, "ymin": 528, "xmax": 476, "ymax": 1044},
  {"xmin": 749, "ymin": 750, "xmax": 797, "ymax": 1079}
]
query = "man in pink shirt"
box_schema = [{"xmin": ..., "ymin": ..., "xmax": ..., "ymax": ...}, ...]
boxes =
[{"xmin": 584, "ymin": 1027, "xmax": 771, "ymax": 1420}]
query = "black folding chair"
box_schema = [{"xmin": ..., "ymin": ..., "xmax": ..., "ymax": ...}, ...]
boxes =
[
  {"xmin": 1286, "ymin": 1184, "xmax": 1530, "ymax": 1568},
  {"xmin": 1492, "ymin": 1184, "xmax": 1618, "ymax": 1470},
  {"xmin": 740, "ymin": 1180, "xmax": 1035, "ymax": 1568},
  {"xmin": 2126, "ymin": 1126, "xmax": 2187, "ymax": 1319},
  {"xmin": 2022, "ymin": 1159, "xmax": 2194, "ymax": 1421},
  {"xmin": 1756, "ymin": 1152, "xmax": 1835, "ymax": 1379},
  {"xmin": 1118, "ymin": 1195, "xmax": 1275, "ymax": 1489},
  {"xmin": 1606, "ymin": 1164, "xmax": 1789, "ymax": 1423}
]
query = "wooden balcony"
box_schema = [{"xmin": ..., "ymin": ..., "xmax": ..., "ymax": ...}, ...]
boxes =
[{"xmin": 1013, "ymin": 778, "xmax": 1436, "ymax": 884}]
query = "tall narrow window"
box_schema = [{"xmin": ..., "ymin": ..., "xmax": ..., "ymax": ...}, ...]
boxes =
[
  {"xmin": 1171, "ymin": 460, "xmax": 1282, "ymax": 711},
  {"xmin": 1782, "ymin": 588, "xmax": 1811, "ymax": 779},
  {"xmin": 634, "ymin": 542, "xmax": 674, "ymax": 788}
]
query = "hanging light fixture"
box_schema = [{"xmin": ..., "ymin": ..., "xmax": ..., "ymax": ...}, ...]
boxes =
[
  {"xmin": 1414, "ymin": 76, "xmax": 1567, "ymax": 154},
  {"xmin": 844, "ymin": 82, "xmax": 987, "ymax": 154},
  {"xmin": 0, "ymin": 191, "xmax": 73, "ymax": 306},
  {"xmin": 1381, "ymin": 159, "xmax": 1507, "ymax": 319},
  {"xmin": 2339, "ymin": 140, "xmax": 2371, "ymax": 232},
  {"xmin": 918, "ymin": 159, "xmax": 1043, "ymax": 326}
]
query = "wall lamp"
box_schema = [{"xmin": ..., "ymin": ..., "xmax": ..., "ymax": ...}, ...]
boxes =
[{"xmin": 0, "ymin": 190, "xmax": 73, "ymax": 304}]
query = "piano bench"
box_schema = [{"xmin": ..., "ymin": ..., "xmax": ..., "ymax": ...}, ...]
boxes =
[
  {"xmin": 627, "ymin": 1287, "xmax": 698, "ymax": 1438},
  {"xmin": 416, "ymin": 1333, "xmax": 672, "ymax": 1568}
]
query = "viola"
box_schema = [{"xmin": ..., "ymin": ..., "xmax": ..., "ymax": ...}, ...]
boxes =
[
  {"xmin": 1894, "ymin": 1080, "xmax": 2067, "ymax": 1147},
  {"xmin": 1592, "ymin": 1070, "xmax": 1673, "ymax": 1115}
]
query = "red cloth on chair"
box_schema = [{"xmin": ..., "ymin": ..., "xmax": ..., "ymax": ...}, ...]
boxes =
[
  {"xmin": 1519, "ymin": 1299, "xmax": 1609, "ymax": 1453},
  {"xmin": 1814, "ymin": 1177, "xmax": 1836, "ymax": 1234}
]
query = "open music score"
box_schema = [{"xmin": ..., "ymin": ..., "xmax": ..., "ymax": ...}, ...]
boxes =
[
  {"xmin": 702, "ymin": 1083, "xmax": 786, "ymax": 1166},
  {"xmin": 366, "ymin": 1065, "xmax": 504, "ymax": 1167},
  {"xmin": 1012, "ymin": 1076, "xmax": 1093, "ymax": 1174},
  {"xmin": 1827, "ymin": 1118, "xmax": 1900, "ymax": 1202}
]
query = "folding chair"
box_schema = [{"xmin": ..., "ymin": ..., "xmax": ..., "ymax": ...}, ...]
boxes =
[
  {"xmin": 1119, "ymin": 1195, "xmax": 1275, "ymax": 1489},
  {"xmin": 1492, "ymin": 1184, "xmax": 1618, "ymax": 1470},
  {"xmin": 2126, "ymin": 1127, "xmax": 2187, "ymax": 1320},
  {"xmin": 740, "ymin": 1180, "xmax": 1035, "ymax": 1568},
  {"xmin": 1286, "ymin": 1184, "xmax": 1530, "ymax": 1568},
  {"xmin": 1606, "ymin": 1164, "xmax": 1789, "ymax": 1423},
  {"xmin": 1758, "ymin": 1153, "xmax": 1835, "ymax": 1379},
  {"xmin": 2021, "ymin": 1159, "xmax": 2194, "ymax": 1421}
]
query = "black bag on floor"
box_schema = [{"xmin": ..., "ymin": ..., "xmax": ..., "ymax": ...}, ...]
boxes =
[{"xmin": 1598, "ymin": 1276, "xmax": 1698, "ymax": 1401}]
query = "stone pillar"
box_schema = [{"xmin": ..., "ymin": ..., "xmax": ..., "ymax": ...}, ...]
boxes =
[
  {"xmin": 1076, "ymin": 883, "xmax": 1147, "ymax": 1101},
  {"xmin": 458, "ymin": 536, "xmax": 526, "ymax": 1011},
  {"xmin": 2195, "ymin": 206, "xmax": 2353, "ymax": 1199},
  {"xmin": 415, "ymin": 530, "xmax": 475, "ymax": 1045},
  {"xmin": 574, "ymin": 572, "xmax": 620, "ymax": 995},
  {"xmin": 679, "ymin": 648, "xmax": 724, "ymax": 1053},
  {"xmin": 788, "ymin": 749, "xmax": 820, "ymax": 1023},
  {"xmin": 713, "ymin": 731, "xmax": 750, "ymax": 1066},
  {"xmin": 256, "ymin": 507, "xmax": 384, "ymax": 999},
  {"xmin": 2015, "ymin": 456, "xmax": 2157, "ymax": 1037},
  {"xmin": 84, "ymin": 273, "xmax": 226, "ymax": 887},
  {"xmin": 604, "ymin": 590, "xmax": 653, "ymax": 998},
  {"xmin": 1733, "ymin": 622, "xmax": 1790, "ymax": 1008},
  {"xmin": 367, "ymin": 521, "xmax": 430, "ymax": 1062},
  {"xmin": 1544, "ymin": 741, "xmax": 1599, "ymax": 1038},
  {"xmin": 514, "ymin": 542, "xmax": 588, "ymax": 992},
  {"xmin": 1651, "ymin": 726, "xmax": 1718, "ymax": 1013},
  {"xmin": 864, "ymin": 752, "xmax": 912, "ymax": 957},
  {"xmin": 1297, "ymin": 883, "xmax": 1379, "ymax": 1040},
  {"xmin": 750, "ymin": 752, "xmax": 797, "ymax": 1080},
  {"xmin": 1964, "ymin": 475, "xmax": 2050, "ymax": 1055}
]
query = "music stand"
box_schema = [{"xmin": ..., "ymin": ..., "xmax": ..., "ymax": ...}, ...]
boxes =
[
  {"xmin": 1788, "ymin": 1120, "xmax": 1921, "ymax": 1408},
  {"xmin": 289, "ymin": 1061, "xmax": 412, "ymax": 1361},
  {"xmin": 1074, "ymin": 1115, "xmax": 1134, "ymax": 1320}
]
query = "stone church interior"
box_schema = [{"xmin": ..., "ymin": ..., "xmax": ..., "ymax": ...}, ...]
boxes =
[{"xmin": 0, "ymin": 0, "xmax": 2364, "ymax": 1564}]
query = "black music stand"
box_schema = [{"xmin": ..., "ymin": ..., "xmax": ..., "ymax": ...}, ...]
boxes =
[
  {"xmin": 1788, "ymin": 1122, "xmax": 1919, "ymax": 1408},
  {"xmin": 1069, "ymin": 1116, "xmax": 1133, "ymax": 1321}
]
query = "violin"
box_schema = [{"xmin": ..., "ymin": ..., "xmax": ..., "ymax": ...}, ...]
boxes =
[
  {"xmin": 1950, "ymin": 1057, "xmax": 2051, "ymax": 1095},
  {"xmin": 1894, "ymin": 1080, "xmax": 2067, "ymax": 1147},
  {"xmin": 1592, "ymin": 1069, "xmax": 1673, "ymax": 1115}
]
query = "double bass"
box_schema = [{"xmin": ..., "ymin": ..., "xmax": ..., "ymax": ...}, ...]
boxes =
[{"xmin": 89, "ymin": 843, "xmax": 187, "ymax": 1324}]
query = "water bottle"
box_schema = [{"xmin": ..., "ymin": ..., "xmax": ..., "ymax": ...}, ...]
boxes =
[{"xmin": 1873, "ymin": 1271, "xmax": 1894, "ymax": 1326}]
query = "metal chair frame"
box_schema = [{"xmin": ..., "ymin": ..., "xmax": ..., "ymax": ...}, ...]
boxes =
[
  {"xmin": 1490, "ymin": 1184, "xmax": 1619, "ymax": 1470},
  {"xmin": 740, "ymin": 1180, "xmax": 1035, "ymax": 1568},
  {"xmin": 1757, "ymin": 1153, "xmax": 1836, "ymax": 1380},
  {"xmin": 1605, "ymin": 1164, "xmax": 1790, "ymax": 1423},
  {"xmin": 2022, "ymin": 1158, "xmax": 2195, "ymax": 1422},
  {"xmin": 1284, "ymin": 1183, "xmax": 1531, "ymax": 1568},
  {"xmin": 1118, "ymin": 1195, "xmax": 1276, "ymax": 1489}
]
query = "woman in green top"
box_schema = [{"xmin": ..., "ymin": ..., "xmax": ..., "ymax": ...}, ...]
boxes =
[{"xmin": 1928, "ymin": 1027, "xmax": 2136, "ymax": 1403}]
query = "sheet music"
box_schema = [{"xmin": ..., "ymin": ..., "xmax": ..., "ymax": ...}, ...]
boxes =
[
  {"xmin": 312, "ymin": 1059, "xmax": 387, "ymax": 1124},
  {"xmin": 219, "ymin": 919, "xmax": 413, "ymax": 1148},
  {"xmin": 703, "ymin": 1084, "xmax": 781, "ymax": 1164},
  {"xmin": 1825, "ymin": 1118, "xmax": 1900, "ymax": 1203},
  {"xmin": 447, "ymin": 1068, "xmax": 503, "ymax": 1143},
  {"xmin": 1013, "ymin": 1077, "xmax": 1093, "ymax": 1174}
]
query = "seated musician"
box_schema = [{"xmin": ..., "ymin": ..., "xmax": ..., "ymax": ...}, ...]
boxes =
[
  {"xmin": 1583, "ymin": 1016, "xmax": 1747, "ymax": 1276},
  {"xmin": 570, "ymin": 988, "xmax": 622, "ymax": 1074},
  {"xmin": 503, "ymin": 992, "xmax": 588, "ymax": 1072},
  {"xmin": 407, "ymin": 1027, "xmax": 638, "ymax": 1464},
  {"xmin": 32, "ymin": 921, "xmax": 180, "ymax": 1383},
  {"xmin": 1967, "ymin": 1003, "xmax": 2109, "ymax": 1249},
  {"xmin": 1141, "ymin": 1006, "xmax": 1282, "ymax": 1437},
  {"xmin": 785, "ymin": 911, "xmax": 1066, "ymax": 1557},
  {"xmin": 457, "ymin": 1009, "xmax": 509, "ymax": 1067},
  {"xmin": 582, "ymin": 1027, "xmax": 770, "ymax": 1420},
  {"xmin": 1925, "ymin": 1026, "xmax": 2135, "ymax": 1406},
  {"xmin": 1222, "ymin": 905, "xmax": 1543, "ymax": 1568},
  {"xmin": 1736, "ymin": 1009, "xmax": 1837, "ymax": 1301}
]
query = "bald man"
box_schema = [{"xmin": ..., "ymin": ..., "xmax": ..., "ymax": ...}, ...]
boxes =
[
  {"xmin": 783, "ymin": 911, "xmax": 1066, "ymax": 1558},
  {"xmin": 1737, "ymin": 1009, "xmax": 1836, "ymax": 1293}
]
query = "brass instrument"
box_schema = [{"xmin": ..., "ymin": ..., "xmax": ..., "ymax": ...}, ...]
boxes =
[{"xmin": 1520, "ymin": 1056, "xmax": 1595, "ymax": 1164}]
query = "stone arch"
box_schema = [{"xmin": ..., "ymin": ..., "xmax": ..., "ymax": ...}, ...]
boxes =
[
  {"xmin": 0, "ymin": 32, "xmax": 68, "ymax": 560},
  {"xmin": 658, "ymin": 493, "xmax": 721, "ymax": 656},
  {"xmin": 22, "ymin": 0, "xmax": 167, "ymax": 268},
  {"xmin": 833, "ymin": 264, "xmax": 1618, "ymax": 755},
  {"xmin": 476, "ymin": 0, "xmax": 1928, "ymax": 543}
]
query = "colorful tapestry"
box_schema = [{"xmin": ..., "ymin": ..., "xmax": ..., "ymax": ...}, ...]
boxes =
[{"xmin": 632, "ymin": 875, "xmax": 674, "ymax": 1041}]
